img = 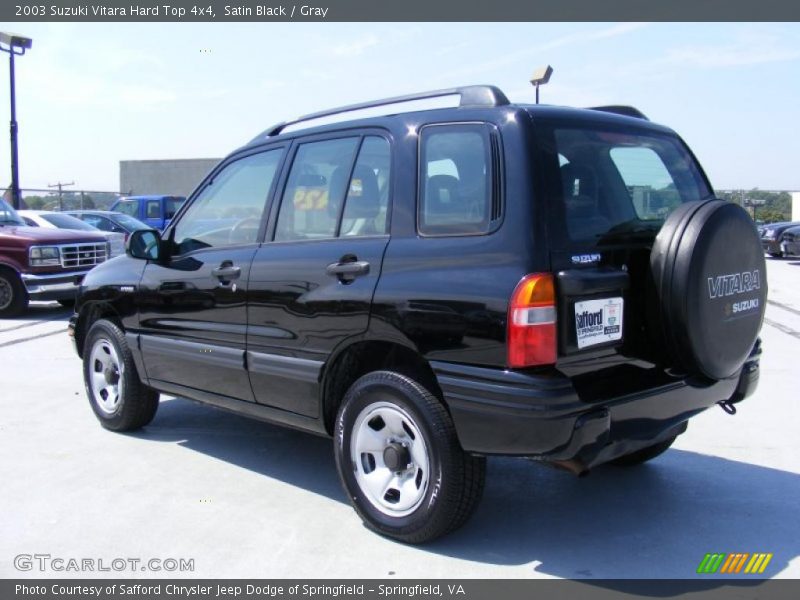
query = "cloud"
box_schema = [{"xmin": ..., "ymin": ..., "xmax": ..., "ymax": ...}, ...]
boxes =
[
  {"xmin": 443, "ymin": 23, "xmax": 650, "ymax": 80},
  {"xmin": 664, "ymin": 42, "xmax": 800, "ymax": 68},
  {"xmin": 332, "ymin": 33, "xmax": 380, "ymax": 57}
]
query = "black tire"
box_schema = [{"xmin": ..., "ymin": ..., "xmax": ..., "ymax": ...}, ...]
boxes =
[
  {"xmin": 83, "ymin": 319, "xmax": 159, "ymax": 431},
  {"xmin": 611, "ymin": 436, "xmax": 677, "ymax": 467},
  {"xmin": 0, "ymin": 268, "xmax": 28, "ymax": 318},
  {"xmin": 334, "ymin": 370, "xmax": 485, "ymax": 544},
  {"xmin": 650, "ymin": 200, "xmax": 766, "ymax": 380},
  {"xmin": 768, "ymin": 252, "xmax": 782, "ymax": 258}
]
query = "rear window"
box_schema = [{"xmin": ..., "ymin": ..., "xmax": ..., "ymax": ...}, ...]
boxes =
[
  {"xmin": 550, "ymin": 126, "xmax": 711, "ymax": 243},
  {"xmin": 41, "ymin": 213, "xmax": 98, "ymax": 231}
]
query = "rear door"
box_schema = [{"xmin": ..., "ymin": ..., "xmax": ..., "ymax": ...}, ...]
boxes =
[
  {"xmin": 137, "ymin": 146, "xmax": 286, "ymax": 401},
  {"xmin": 535, "ymin": 118, "xmax": 713, "ymax": 380},
  {"xmin": 247, "ymin": 132, "xmax": 392, "ymax": 417}
]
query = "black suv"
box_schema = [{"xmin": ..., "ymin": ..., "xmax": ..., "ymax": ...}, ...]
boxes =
[{"xmin": 69, "ymin": 85, "xmax": 765, "ymax": 543}]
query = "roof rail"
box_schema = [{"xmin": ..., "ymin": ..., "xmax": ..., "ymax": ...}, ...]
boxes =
[
  {"xmin": 588, "ymin": 105, "xmax": 649, "ymax": 120},
  {"xmin": 250, "ymin": 85, "xmax": 510, "ymax": 142}
]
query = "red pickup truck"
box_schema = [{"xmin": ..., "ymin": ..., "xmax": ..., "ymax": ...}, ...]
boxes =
[{"xmin": 0, "ymin": 198, "xmax": 110, "ymax": 317}]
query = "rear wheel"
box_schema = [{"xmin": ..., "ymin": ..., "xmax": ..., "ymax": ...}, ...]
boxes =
[
  {"xmin": 83, "ymin": 319, "xmax": 159, "ymax": 431},
  {"xmin": 0, "ymin": 269, "xmax": 27, "ymax": 318},
  {"xmin": 334, "ymin": 370, "xmax": 485, "ymax": 544},
  {"xmin": 611, "ymin": 436, "xmax": 677, "ymax": 466},
  {"xmin": 769, "ymin": 252, "xmax": 782, "ymax": 258}
]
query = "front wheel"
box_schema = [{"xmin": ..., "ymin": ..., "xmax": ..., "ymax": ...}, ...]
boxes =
[
  {"xmin": 83, "ymin": 319, "xmax": 159, "ymax": 431},
  {"xmin": 334, "ymin": 370, "xmax": 485, "ymax": 544},
  {"xmin": 0, "ymin": 269, "xmax": 28, "ymax": 318}
]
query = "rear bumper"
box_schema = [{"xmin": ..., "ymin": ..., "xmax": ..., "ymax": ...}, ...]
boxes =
[
  {"xmin": 432, "ymin": 346, "xmax": 760, "ymax": 468},
  {"xmin": 762, "ymin": 239, "xmax": 781, "ymax": 254},
  {"xmin": 21, "ymin": 270, "xmax": 90, "ymax": 301}
]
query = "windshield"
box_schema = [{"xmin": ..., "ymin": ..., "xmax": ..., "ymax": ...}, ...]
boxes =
[
  {"xmin": 0, "ymin": 199, "xmax": 25, "ymax": 226},
  {"xmin": 41, "ymin": 212, "xmax": 99, "ymax": 231},
  {"xmin": 546, "ymin": 124, "xmax": 712, "ymax": 244}
]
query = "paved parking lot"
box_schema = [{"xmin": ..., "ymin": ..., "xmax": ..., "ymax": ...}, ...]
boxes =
[{"xmin": 2, "ymin": 258, "xmax": 799, "ymax": 579}]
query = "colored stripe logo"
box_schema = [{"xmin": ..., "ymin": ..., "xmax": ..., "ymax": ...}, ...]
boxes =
[{"xmin": 697, "ymin": 553, "xmax": 773, "ymax": 574}]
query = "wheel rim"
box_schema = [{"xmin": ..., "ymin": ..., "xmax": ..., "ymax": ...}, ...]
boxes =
[
  {"xmin": 350, "ymin": 401, "xmax": 430, "ymax": 517},
  {"xmin": 0, "ymin": 277, "xmax": 12, "ymax": 311},
  {"xmin": 89, "ymin": 338, "xmax": 123, "ymax": 414}
]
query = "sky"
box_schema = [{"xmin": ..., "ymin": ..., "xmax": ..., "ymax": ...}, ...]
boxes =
[{"xmin": 0, "ymin": 22, "xmax": 797, "ymax": 193}]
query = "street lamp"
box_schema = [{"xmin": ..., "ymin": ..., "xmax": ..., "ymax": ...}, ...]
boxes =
[
  {"xmin": 0, "ymin": 31, "xmax": 32, "ymax": 210},
  {"xmin": 530, "ymin": 65, "xmax": 553, "ymax": 105}
]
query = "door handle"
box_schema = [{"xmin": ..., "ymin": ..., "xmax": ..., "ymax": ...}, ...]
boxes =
[
  {"xmin": 212, "ymin": 261, "xmax": 241, "ymax": 283},
  {"xmin": 326, "ymin": 259, "xmax": 370, "ymax": 283}
]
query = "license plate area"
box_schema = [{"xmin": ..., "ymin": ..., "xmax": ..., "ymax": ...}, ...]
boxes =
[
  {"xmin": 556, "ymin": 269, "xmax": 629, "ymax": 355},
  {"xmin": 574, "ymin": 297, "xmax": 624, "ymax": 349}
]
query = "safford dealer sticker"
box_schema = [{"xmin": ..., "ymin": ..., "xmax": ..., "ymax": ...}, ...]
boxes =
[{"xmin": 574, "ymin": 297, "xmax": 624, "ymax": 349}]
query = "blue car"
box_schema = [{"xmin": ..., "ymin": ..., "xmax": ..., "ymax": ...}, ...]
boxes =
[{"xmin": 110, "ymin": 195, "xmax": 185, "ymax": 231}]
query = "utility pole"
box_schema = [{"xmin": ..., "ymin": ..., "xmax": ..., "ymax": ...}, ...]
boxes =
[
  {"xmin": 48, "ymin": 180, "xmax": 74, "ymax": 211},
  {"xmin": 1, "ymin": 32, "xmax": 32, "ymax": 209}
]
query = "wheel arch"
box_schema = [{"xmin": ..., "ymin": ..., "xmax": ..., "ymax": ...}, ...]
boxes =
[
  {"xmin": 75, "ymin": 301, "xmax": 124, "ymax": 358},
  {"xmin": 320, "ymin": 338, "xmax": 444, "ymax": 436}
]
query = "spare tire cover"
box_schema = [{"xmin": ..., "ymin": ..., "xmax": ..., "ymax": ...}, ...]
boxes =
[{"xmin": 651, "ymin": 199, "xmax": 766, "ymax": 380}]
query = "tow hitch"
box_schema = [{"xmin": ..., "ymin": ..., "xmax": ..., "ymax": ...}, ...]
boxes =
[{"xmin": 718, "ymin": 400, "xmax": 737, "ymax": 415}]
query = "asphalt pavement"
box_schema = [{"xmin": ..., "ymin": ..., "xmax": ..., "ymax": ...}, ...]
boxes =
[{"xmin": 2, "ymin": 258, "xmax": 799, "ymax": 579}]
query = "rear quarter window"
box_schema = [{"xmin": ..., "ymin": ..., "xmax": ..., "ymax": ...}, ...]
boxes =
[{"xmin": 418, "ymin": 123, "xmax": 501, "ymax": 236}]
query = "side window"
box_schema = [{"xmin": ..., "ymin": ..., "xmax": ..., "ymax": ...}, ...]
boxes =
[
  {"xmin": 418, "ymin": 124, "xmax": 498, "ymax": 235},
  {"xmin": 116, "ymin": 201, "xmax": 139, "ymax": 217},
  {"xmin": 165, "ymin": 198, "xmax": 183, "ymax": 219},
  {"xmin": 146, "ymin": 200, "xmax": 161, "ymax": 220},
  {"xmin": 339, "ymin": 136, "xmax": 391, "ymax": 237},
  {"xmin": 274, "ymin": 137, "xmax": 360, "ymax": 241},
  {"xmin": 173, "ymin": 149, "xmax": 284, "ymax": 254}
]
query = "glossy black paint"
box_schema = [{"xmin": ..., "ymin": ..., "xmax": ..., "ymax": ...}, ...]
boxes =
[{"xmin": 70, "ymin": 101, "xmax": 761, "ymax": 465}]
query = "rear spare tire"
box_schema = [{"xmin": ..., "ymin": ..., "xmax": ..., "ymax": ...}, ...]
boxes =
[{"xmin": 650, "ymin": 200, "xmax": 766, "ymax": 380}]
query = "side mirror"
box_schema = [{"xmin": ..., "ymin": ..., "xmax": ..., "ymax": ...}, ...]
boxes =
[{"xmin": 127, "ymin": 229, "xmax": 162, "ymax": 260}]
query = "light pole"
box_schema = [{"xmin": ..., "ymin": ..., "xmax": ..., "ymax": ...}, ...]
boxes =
[
  {"xmin": 0, "ymin": 32, "xmax": 32, "ymax": 210},
  {"xmin": 530, "ymin": 65, "xmax": 553, "ymax": 104}
]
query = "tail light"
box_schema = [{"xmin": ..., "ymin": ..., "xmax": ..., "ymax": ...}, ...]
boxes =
[{"xmin": 507, "ymin": 273, "xmax": 557, "ymax": 368}]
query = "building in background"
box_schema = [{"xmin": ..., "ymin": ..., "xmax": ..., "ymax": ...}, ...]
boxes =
[{"xmin": 120, "ymin": 158, "xmax": 220, "ymax": 197}]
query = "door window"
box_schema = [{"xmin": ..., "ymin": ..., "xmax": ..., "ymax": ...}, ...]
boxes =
[
  {"xmin": 339, "ymin": 136, "xmax": 391, "ymax": 237},
  {"xmin": 274, "ymin": 137, "xmax": 360, "ymax": 241},
  {"xmin": 172, "ymin": 148, "xmax": 284, "ymax": 254}
]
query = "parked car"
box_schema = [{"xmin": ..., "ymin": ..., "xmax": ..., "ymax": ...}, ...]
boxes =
[
  {"xmin": 110, "ymin": 195, "xmax": 185, "ymax": 231},
  {"xmin": 69, "ymin": 85, "xmax": 764, "ymax": 543},
  {"xmin": 18, "ymin": 209, "xmax": 126, "ymax": 257},
  {"xmin": 779, "ymin": 224, "xmax": 800, "ymax": 257},
  {"xmin": 760, "ymin": 221, "xmax": 800, "ymax": 257},
  {"xmin": 65, "ymin": 210, "xmax": 150, "ymax": 241},
  {"xmin": 0, "ymin": 199, "xmax": 110, "ymax": 315}
]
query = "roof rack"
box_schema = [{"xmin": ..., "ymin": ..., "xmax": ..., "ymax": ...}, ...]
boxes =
[
  {"xmin": 250, "ymin": 85, "xmax": 510, "ymax": 142},
  {"xmin": 588, "ymin": 105, "xmax": 649, "ymax": 120}
]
